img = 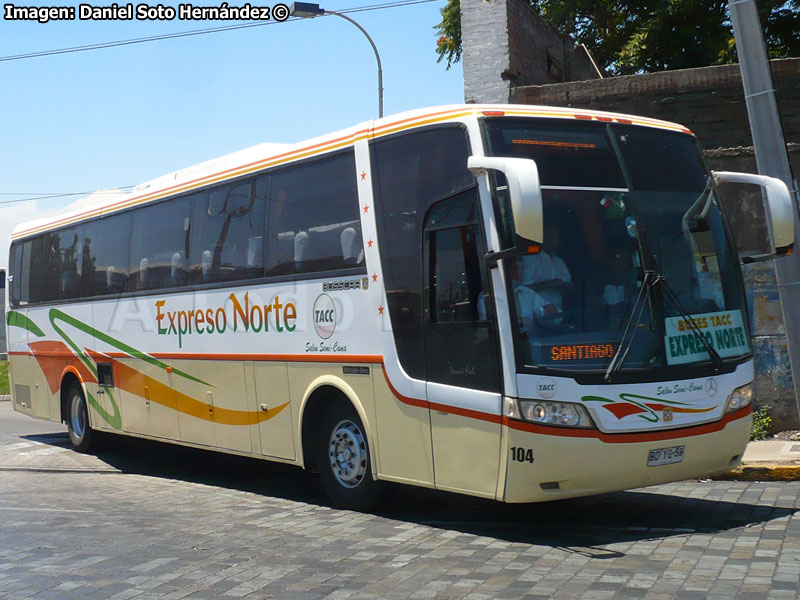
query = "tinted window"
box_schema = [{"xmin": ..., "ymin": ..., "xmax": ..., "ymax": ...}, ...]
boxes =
[
  {"xmin": 93, "ymin": 212, "xmax": 131, "ymax": 296},
  {"xmin": 370, "ymin": 125, "xmax": 473, "ymax": 379},
  {"xmin": 266, "ymin": 151, "xmax": 362, "ymax": 276},
  {"xmin": 431, "ymin": 226, "xmax": 483, "ymax": 323},
  {"xmin": 9, "ymin": 243, "xmax": 21, "ymax": 305},
  {"xmin": 189, "ymin": 180, "xmax": 265, "ymax": 285},
  {"xmin": 80, "ymin": 224, "xmax": 97, "ymax": 298},
  {"xmin": 483, "ymin": 118, "xmax": 626, "ymax": 188},
  {"xmin": 613, "ymin": 126, "xmax": 708, "ymax": 192},
  {"xmin": 129, "ymin": 198, "xmax": 191, "ymax": 291},
  {"xmin": 42, "ymin": 227, "xmax": 83, "ymax": 301},
  {"xmin": 18, "ymin": 237, "xmax": 44, "ymax": 305}
]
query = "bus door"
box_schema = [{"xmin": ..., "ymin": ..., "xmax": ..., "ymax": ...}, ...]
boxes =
[{"xmin": 423, "ymin": 190, "xmax": 504, "ymax": 497}]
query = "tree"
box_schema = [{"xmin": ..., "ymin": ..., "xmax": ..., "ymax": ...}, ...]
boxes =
[{"xmin": 435, "ymin": 0, "xmax": 800, "ymax": 74}]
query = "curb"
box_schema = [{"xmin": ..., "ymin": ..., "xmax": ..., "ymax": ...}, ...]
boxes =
[
  {"xmin": 0, "ymin": 395, "xmax": 10, "ymax": 402},
  {"xmin": 711, "ymin": 465, "xmax": 800, "ymax": 482}
]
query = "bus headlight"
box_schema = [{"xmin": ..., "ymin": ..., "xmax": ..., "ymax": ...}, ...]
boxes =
[
  {"xmin": 725, "ymin": 383, "xmax": 753, "ymax": 414},
  {"xmin": 517, "ymin": 400, "xmax": 595, "ymax": 429}
]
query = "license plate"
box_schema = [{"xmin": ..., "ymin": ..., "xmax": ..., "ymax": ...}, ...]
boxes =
[{"xmin": 647, "ymin": 445, "xmax": 685, "ymax": 467}]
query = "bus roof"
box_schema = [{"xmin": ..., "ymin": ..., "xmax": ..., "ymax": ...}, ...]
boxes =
[{"xmin": 11, "ymin": 104, "xmax": 692, "ymax": 241}]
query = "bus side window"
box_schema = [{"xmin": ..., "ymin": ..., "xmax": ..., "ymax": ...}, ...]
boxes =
[
  {"xmin": 189, "ymin": 182, "xmax": 265, "ymax": 285},
  {"xmin": 9, "ymin": 242, "xmax": 22, "ymax": 306},
  {"xmin": 93, "ymin": 212, "xmax": 131, "ymax": 296},
  {"xmin": 41, "ymin": 227, "xmax": 84, "ymax": 302},
  {"xmin": 265, "ymin": 150, "xmax": 363, "ymax": 277},
  {"xmin": 19, "ymin": 237, "xmax": 44, "ymax": 305},
  {"xmin": 129, "ymin": 197, "xmax": 191, "ymax": 291}
]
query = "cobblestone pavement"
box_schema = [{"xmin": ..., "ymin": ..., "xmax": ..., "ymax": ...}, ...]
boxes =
[{"xmin": 1, "ymin": 404, "xmax": 799, "ymax": 599}]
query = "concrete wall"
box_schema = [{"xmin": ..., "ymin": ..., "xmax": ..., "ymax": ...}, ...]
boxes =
[{"xmin": 461, "ymin": 0, "xmax": 601, "ymax": 104}]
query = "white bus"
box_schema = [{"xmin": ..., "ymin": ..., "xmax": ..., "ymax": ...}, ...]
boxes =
[{"xmin": 6, "ymin": 105, "xmax": 793, "ymax": 509}]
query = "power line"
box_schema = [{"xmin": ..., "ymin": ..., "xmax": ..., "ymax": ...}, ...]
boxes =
[
  {"xmin": 0, "ymin": 190, "xmax": 133, "ymax": 196},
  {"xmin": 0, "ymin": 189, "xmax": 134, "ymax": 205},
  {"xmin": 0, "ymin": 0, "xmax": 439, "ymax": 63}
]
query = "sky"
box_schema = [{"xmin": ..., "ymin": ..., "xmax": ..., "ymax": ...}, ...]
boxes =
[{"xmin": 0, "ymin": 0, "xmax": 464, "ymax": 269}]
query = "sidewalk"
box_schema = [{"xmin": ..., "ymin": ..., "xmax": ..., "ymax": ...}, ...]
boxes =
[{"xmin": 714, "ymin": 439, "xmax": 800, "ymax": 481}]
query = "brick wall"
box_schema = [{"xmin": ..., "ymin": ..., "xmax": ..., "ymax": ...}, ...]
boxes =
[
  {"xmin": 461, "ymin": 0, "xmax": 601, "ymax": 104},
  {"xmin": 510, "ymin": 59, "xmax": 800, "ymax": 151}
]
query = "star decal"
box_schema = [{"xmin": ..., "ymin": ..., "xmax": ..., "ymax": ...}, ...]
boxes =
[
  {"xmin": 372, "ymin": 272, "xmax": 378, "ymax": 283},
  {"xmin": 360, "ymin": 171, "xmax": 367, "ymax": 181},
  {"xmin": 363, "ymin": 204, "xmax": 369, "ymax": 214},
  {"xmin": 367, "ymin": 239, "xmax": 374, "ymax": 248},
  {"xmin": 378, "ymin": 305, "xmax": 384, "ymax": 315}
]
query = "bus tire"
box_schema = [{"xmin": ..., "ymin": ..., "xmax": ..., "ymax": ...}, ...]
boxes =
[
  {"xmin": 317, "ymin": 402, "xmax": 383, "ymax": 510},
  {"xmin": 66, "ymin": 384, "xmax": 95, "ymax": 453}
]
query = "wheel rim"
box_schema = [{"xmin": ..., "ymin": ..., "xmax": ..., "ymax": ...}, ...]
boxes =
[
  {"xmin": 70, "ymin": 393, "xmax": 85, "ymax": 440},
  {"xmin": 328, "ymin": 419, "xmax": 367, "ymax": 488}
]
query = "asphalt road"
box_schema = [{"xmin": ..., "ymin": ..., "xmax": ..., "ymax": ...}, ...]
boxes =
[{"xmin": 1, "ymin": 401, "xmax": 799, "ymax": 599}]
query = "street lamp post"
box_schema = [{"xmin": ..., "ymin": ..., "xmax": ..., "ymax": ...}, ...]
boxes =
[{"xmin": 289, "ymin": 2, "xmax": 384, "ymax": 119}]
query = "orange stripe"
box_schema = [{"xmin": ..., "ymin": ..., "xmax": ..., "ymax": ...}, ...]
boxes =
[
  {"xmin": 380, "ymin": 367, "xmax": 428, "ymax": 410},
  {"xmin": 89, "ymin": 351, "xmax": 289, "ymax": 426}
]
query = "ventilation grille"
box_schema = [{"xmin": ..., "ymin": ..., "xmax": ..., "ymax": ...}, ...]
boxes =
[{"xmin": 14, "ymin": 384, "xmax": 31, "ymax": 409}]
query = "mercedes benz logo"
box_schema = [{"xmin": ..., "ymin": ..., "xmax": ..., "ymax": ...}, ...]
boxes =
[{"xmin": 705, "ymin": 378, "xmax": 718, "ymax": 397}]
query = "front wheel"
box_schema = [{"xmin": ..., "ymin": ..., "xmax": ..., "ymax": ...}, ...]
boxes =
[
  {"xmin": 66, "ymin": 384, "xmax": 96, "ymax": 453},
  {"xmin": 316, "ymin": 403, "xmax": 383, "ymax": 510}
]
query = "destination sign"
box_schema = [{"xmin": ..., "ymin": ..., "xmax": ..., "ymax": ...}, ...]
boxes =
[
  {"xmin": 664, "ymin": 309, "xmax": 749, "ymax": 365},
  {"xmin": 550, "ymin": 343, "xmax": 614, "ymax": 361}
]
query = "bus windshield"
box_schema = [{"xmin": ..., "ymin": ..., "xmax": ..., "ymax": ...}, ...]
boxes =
[{"xmin": 483, "ymin": 117, "xmax": 750, "ymax": 378}]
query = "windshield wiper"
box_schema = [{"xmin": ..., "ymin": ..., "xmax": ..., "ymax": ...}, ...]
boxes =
[
  {"xmin": 654, "ymin": 273, "xmax": 724, "ymax": 372},
  {"xmin": 604, "ymin": 270, "xmax": 657, "ymax": 382}
]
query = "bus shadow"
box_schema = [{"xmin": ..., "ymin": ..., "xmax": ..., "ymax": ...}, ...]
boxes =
[
  {"xmin": 22, "ymin": 431, "xmax": 796, "ymax": 553},
  {"xmin": 374, "ymin": 484, "xmax": 797, "ymax": 554}
]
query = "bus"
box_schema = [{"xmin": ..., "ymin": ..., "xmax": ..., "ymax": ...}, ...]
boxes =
[{"xmin": 6, "ymin": 104, "xmax": 793, "ymax": 509}]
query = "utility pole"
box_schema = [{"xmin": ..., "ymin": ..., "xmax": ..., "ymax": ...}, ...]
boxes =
[{"xmin": 729, "ymin": 0, "xmax": 800, "ymax": 421}]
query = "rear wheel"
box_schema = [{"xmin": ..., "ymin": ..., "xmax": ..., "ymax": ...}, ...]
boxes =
[
  {"xmin": 316, "ymin": 402, "xmax": 383, "ymax": 510},
  {"xmin": 66, "ymin": 384, "xmax": 95, "ymax": 453}
]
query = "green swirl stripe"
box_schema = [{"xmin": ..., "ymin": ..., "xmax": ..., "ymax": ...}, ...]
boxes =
[
  {"xmin": 6, "ymin": 311, "xmax": 45, "ymax": 338},
  {"xmin": 48, "ymin": 309, "xmax": 210, "ymax": 387}
]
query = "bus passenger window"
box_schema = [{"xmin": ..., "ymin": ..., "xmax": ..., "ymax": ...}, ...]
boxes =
[
  {"xmin": 265, "ymin": 151, "xmax": 363, "ymax": 276},
  {"xmin": 189, "ymin": 181, "xmax": 265, "ymax": 285},
  {"xmin": 129, "ymin": 198, "xmax": 191, "ymax": 291},
  {"xmin": 42, "ymin": 227, "xmax": 84, "ymax": 302},
  {"xmin": 9, "ymin": 243, "xmax": 22, "ymax": 306},
  {"xmin": 93, "ymin": 212, "xmax": 131, "ymax": 296}
]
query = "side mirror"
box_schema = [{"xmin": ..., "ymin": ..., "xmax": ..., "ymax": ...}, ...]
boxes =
[
  {"xmin": 468, "ymin": 156, "xmax": 543, "ymax": 250},
  {"xmin": 712, "ymin": 171, "xmax": 795, "ymax": 261}
]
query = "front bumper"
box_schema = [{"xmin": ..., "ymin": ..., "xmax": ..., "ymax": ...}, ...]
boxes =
[{"xmin": 502, "ymin": 405, "xmax": 752, "ymax": 502}]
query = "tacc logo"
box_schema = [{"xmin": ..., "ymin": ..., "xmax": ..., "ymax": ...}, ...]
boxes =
[
  {"xmin": 313, "ymin": 294, "xmax": 336, "ymax": 339},
  {"xmin": 537, "ymin": 377, "xmax": 557, "ymax": 399}
]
